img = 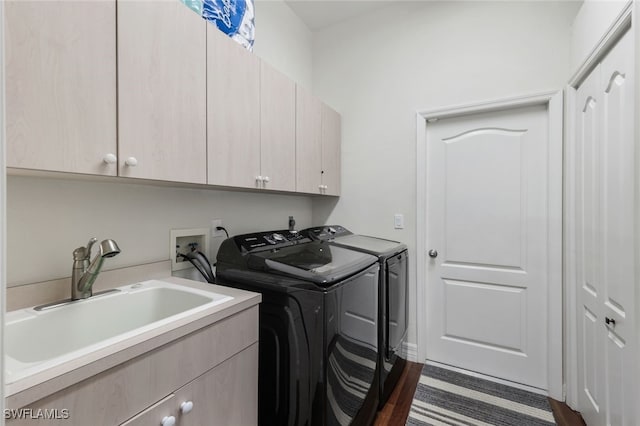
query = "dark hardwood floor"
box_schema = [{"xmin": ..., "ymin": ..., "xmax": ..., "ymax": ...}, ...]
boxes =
[
  {"xmin": 372, "ymin": 362, "xmax": 587, "ymax": 426},
  {"xmin": 549, "ymin": 399, "xmax": 587, "ymax": 426},
  {"xmin": 374, "ymin": 361, "xmax": 423, "ymax": 425}
]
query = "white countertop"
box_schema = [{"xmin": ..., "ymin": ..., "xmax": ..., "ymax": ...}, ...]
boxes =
[{"xmin": 5, "ymin": 276, "xmax": 261, "ymax": 409}]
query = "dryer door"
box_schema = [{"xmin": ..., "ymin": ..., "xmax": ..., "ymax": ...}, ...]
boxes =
[{"xmin": 387, "ymin": 250, "xmax": 408, "ymax": 358}]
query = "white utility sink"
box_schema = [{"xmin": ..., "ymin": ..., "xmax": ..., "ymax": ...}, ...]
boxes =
[{"xmin": 5, "ymin": 280, "xmax": 233, "ymax": 384}]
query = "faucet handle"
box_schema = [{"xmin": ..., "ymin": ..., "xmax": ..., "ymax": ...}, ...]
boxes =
[{"xmin": 73, "ymin": 237, "xmax": 97, "ymax": 261}]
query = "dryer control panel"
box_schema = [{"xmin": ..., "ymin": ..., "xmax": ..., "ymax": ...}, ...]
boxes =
[{"xmin": 302, "ymin": 225, "xmax": 352, "ymax": 241}]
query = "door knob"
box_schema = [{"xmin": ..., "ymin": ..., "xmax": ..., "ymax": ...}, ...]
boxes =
[
  {"xmin": 428, "ymin": 249, "xmax": 438, "ymax": 258},
  {"xmin": 605, "ymin": 317, "xmax": 616, "ymax": 326}
]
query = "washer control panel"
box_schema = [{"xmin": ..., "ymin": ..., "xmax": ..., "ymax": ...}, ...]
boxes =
[{"xmin": 235, "ymin": 230, "xmax": 309, "ymax": 253}]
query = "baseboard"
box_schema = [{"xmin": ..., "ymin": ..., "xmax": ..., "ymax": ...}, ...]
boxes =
[{"xmin": 402, "ymin": 342, "xmax": 418, "ymax": 362}]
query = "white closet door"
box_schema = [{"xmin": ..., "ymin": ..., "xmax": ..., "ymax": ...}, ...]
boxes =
[
  {"xmin": 599, "ymin": 28, "xmax": 635, "ymax": 426},
  {"xmin": 576, "ymin": 28, "xmax": 636, "ymax": 426},
  {"xmin": 576, "ymin": 63, "xmax": 606, "ymax": 426}
]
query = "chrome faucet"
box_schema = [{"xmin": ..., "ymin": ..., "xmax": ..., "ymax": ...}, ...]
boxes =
[{"xmin": 72, "ymin": 237, "xmax": 121, "ymax": 300}]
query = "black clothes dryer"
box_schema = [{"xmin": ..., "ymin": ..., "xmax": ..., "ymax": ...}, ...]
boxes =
[
  {"xmin": 301, "ymin": 226, "xmax": 408, "ymax": 408},
  {"xmin": 216, "ymin": 230, "xmax": 380, "ymax": 426}
]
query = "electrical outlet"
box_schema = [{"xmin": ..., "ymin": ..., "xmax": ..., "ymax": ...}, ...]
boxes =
[{"xmin": 211, "ymin": 219, "xmax": 225, "ymax": 237}]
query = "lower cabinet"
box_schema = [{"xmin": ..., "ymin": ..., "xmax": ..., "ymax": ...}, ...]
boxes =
[
  {"xmin": 6, "ymin": 306, "xmax": 258, "ymax": 426},
  {"xmin": 122, "ymin": 344, "xmax": 258, "ymax": 426}
]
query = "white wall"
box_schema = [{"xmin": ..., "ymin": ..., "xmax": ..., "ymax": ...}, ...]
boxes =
[
  {"xmin": 6, "ymin": 0, "xmax": 315, "ymax": 289},
  {"xmin": 311, "ymin": 0, "xmax": 581, "ymax": 348},
  {"xmin": 570, "ymin": 0, "xmax": 629, "ymax": 75},
  {"xmin": 253, "ymin": 0, "xmax": 313, "ymax": 88},
  {"xmin": 7, "ymin": 176, "xmax": 312, "ymax": 286}
]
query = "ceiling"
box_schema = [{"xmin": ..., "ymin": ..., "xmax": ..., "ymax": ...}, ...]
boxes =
[
  {"xmin": 284, "ymin": 0, "xmax": 396, "ymax": 31},
  {"xmin": 283, "ymin": 0, "xmax": 584, "ymax": 32}
]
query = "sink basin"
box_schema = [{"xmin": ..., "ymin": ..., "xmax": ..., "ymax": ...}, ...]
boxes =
[{"xmin": 5, "ymin": 280, "xmax": 233, "ymax": 383}]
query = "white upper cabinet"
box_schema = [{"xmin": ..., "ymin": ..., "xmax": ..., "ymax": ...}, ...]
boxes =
[
  {"xmin": 5, "ymin": 0, "xmax": 117, "ymax": 175},
  {"xmin": 207, "ymin": 26, "xmax": 261, "ymax": 189},
  {"xmin": 296, "ymin": 86, "xmax": 341, "ymax": 196},
  {"xmin": 321, "ymin": 104, "xmax": 341, "ymax": 196},
  {"xmin": 118, "ymin": 0, "xmax": 207, "ymax": 184},
  {"xmin": 295, "ymin": 86, "xmax": 323, "ymax": 193},
  {"xmin": 260, "ymin": 62, "xmax": 296, "ymax": 192},
  {"xmin": 5, "ymin": 0, "xmax": 340, "ymax": 196}
]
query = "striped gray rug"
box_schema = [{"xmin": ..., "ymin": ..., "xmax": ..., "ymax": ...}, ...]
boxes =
[{"xmin": 407, "ymin": 364, "xmax": 556, "ymax": 426}]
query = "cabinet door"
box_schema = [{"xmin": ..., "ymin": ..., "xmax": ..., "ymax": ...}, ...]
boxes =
[
  {"xmin": 118, "ymin": 0, "xmax": 207, "ymax": 184},
  {"xmin": 5, "ymin": 0, "xmax": 116, "ymax": 175},
  {"xmin": 208, "ymin": 27, "xmax": 260, "ymax": 189},
  {"xmin": 295, "ymin": 86, "xmax": 323, "ymax": 194},
  {"xmin": 175, "ymin": 344, "xmax": 258, "ymax": 426},
  {"xmin": 260, "ymin": 62, "xmax": 296, "ymax": 191},
  {"xmin": 321, "ymin": 104, "xmax": 341, "ymax": 196},
  {"xmin": 120, "ymin": 395, "xmax": 176, "ymax": 426}
]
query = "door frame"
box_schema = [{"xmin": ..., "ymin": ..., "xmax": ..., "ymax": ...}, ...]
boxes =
[
  {"xmin": 563, "ymin": 0, "xmax": 634, "ymax": 410},
  {"xmin": 415, "ymin": 90, "xmax": 564, "ymax": 400},
  {"xmin": 1, "ymin": 0, "xmax": 6, "ymax": 421}
]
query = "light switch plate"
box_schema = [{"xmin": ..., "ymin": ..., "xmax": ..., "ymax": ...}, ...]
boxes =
[{"xmin": 394, "ymin": 214, "xmax": 404, "ymax": 229}]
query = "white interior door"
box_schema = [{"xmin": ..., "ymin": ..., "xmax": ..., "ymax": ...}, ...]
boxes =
[
  {"xmin": 576, "ymin": 28, "xmax": 636, "ymax": 426},
  {"xmin": 426, "ymin": 104, "xmax": 555, "ymax": 390}
]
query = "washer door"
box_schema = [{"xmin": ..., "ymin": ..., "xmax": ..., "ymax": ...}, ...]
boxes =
[{"xmin": 325, "ymin": 263, "xmax": 379, "ymax": 426}]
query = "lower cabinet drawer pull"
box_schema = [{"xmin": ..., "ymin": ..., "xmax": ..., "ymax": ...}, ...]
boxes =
[
  {"xmin": 161, "ymin": 415, "xmax": 176, "ymax": 426},
  {"xmin": 181, "ymin": 400, "xmax": 194, "ymax": 414}
]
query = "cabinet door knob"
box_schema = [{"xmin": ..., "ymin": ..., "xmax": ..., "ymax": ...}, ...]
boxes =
[
  {"xmin": 428, "ymin": 249, "xmax": 438, "ymax": 258},
  {"xmin": 180, "ymin": 401, "xmax": 194, "ymax": 414},
  {"xmin": 255, "ymin": 175, "xmax": 263, "ymax": 182},
  {"xmin": 161, "ymin": 416, "xmax": 176, "ymax": 426},
  {"xmin": 323, "ymin": 185, "xmax": 328, "ymax": 190},
  {"xmin": 605, "ymin": 317, "xmax": 616, "ymax": 326},
  {"xmin": 263, "ymin": 176, "xmax": 270, "ymax": 183},
  {"xmin": 318, "ymin": 184, "xmax": 323, "ymax": 190},
  {"xmin": 103, "ymin": 153, "xmax": 117, "ymax": 164},
  {"xmin": 125, "ymin": 157, "xmax": 138, "ymax": 167}
]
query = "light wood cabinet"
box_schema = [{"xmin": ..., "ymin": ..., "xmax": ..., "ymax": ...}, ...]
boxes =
[
  {"xmin": 207, "ymin": 26, "xmax": 261, "ymax": 189},
  {"xmin": 295, "ymin": 86, "xmax": 323, "ymax": 193},
  {"xmin": 173, "ymin": 344, "xmax": 258, "ymax": 426},
  {"xmin": 122, "ymin": 345, "xmax": 257, "ymax": 426},
  {"xmin": 7, "ymin": 307, "xmax": 259, "ymax": 426},
  {"xmin": 295, "ymin": 86, "xmax": 342, "ymax": 196},
  {"xmin": 120, "ymin": 395, "xmax": 176, "ymax": 426},
  {"xmin": 260, "ymin": 62, "xmax": 296, "ymax": 191},
  {"xmin": 117, "ymin": 0, "xmax": 207, "ymax": 184},
  {"xmin": 5, "ymin": 1, "xmax": 341, "ymax": 196},
  {"xmin": 5, "ymin": 0, "xmax": 117, "ymax": 176},
  {"xmin": 320, "ymin": 103, "xmax": 342, "ymax": 196}
]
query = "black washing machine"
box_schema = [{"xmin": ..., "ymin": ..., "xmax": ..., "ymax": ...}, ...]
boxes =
[
  {"xmin": 216, "ymin": 230, "xmax": 380, "ymax": 426},
  {"xmin": 301, "ymin": 226, "xmax": 408, "ymax": 408}
]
